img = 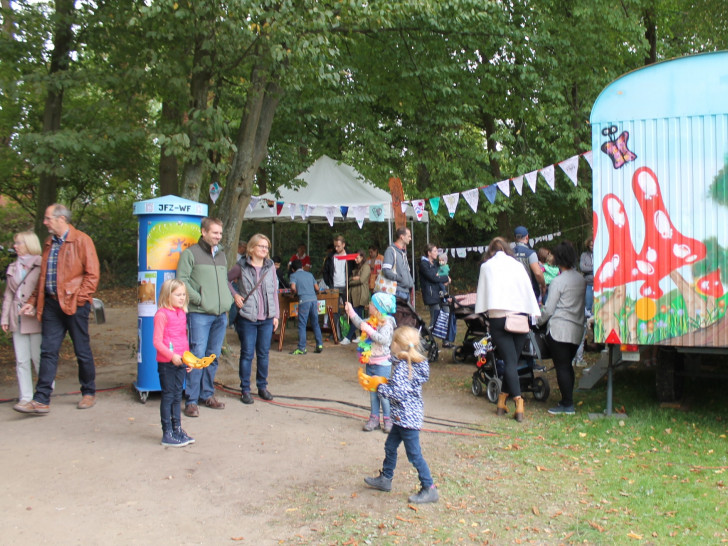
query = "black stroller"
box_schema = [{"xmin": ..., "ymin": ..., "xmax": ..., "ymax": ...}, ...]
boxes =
[
  {"xmin": 450, "ymin": 294, "xmax": 486, "ymax": 363},
  {"xmin": 468, "ymin": 322, "xmax": 550, "ymax": 404},
  {"xmin": 394, "ymin": 298, "xmax": 439, "ymax": 363}
]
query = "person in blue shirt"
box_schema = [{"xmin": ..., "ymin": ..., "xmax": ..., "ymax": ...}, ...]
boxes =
[{"xmin": 288, "ymin": 259, "xmax": 323, "ymax": 355}]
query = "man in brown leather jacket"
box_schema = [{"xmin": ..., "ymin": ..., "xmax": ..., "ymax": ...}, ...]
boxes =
[{"xmin": 14, "ymin": 203, "xmax": 100, "ymax": 415}]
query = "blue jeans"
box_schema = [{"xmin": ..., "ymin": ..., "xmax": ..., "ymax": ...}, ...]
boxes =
[
  {"xmin": 382, "ymin": 424, "xmax": 433, "ymax": 488},
  {"xmin": 235, "ymin": 317, "xmax": 274, "ymax": 393},
  {"xmin": 366, "ymin": 363, "xmax": 391, "ymax": 417},
  {"xmin": 186, "ymin": 312, "xmax": 227, "ymax": 405},
  {"xmin": 585, "ymin": 284, "xmax": 594, "ymax": 315},
  {"xmin": 34, "ymin": 298, "xmax": 95, "ymax": 405},
  {"xmin": 158, "ymin": 361, "xmax": 185, "ymax": 431},
  {"xmin": 297, "ymin": 300, "xmax": 322, "ymax": 350}
]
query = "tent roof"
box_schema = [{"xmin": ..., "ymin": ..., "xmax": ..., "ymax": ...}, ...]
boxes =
[{"xmin": 244, "ymin": 155, "xmax": 428, "ymax": 223}]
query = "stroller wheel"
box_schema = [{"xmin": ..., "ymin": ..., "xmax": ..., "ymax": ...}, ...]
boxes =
[
  {"xmin": 486, "ymin": 377, "xmax": 502, "ymax": 404},
  {"xmin": 427, "ymin": 340, "xmax": 439, "ymax": 363},
  {"xmin": 532, "ymin": 376, "xmax": 551, "ymax": 401},
  {"xmin": 452, "ymin": 345, "xmax": 466, "ymax": 363},
  {"xmin": 471, "ymin": 372, "xmax": 483, "ymax": 397}
]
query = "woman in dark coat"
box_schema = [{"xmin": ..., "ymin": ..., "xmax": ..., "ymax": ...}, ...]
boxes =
[{"xmin": 418, "ymin": 243, "xmax": 450, "ymax": 343}]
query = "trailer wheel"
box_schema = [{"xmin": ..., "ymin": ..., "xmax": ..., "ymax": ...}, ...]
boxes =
[
  {"xmin": 656, "ymin": 348, "xmax": 684, "ymax": 402},
  {"xmin": 486, "ymin": 377, "xmax": 502, "ymax": 403},
  {"xmin": 472, "ymin": 372, "xmax": 483, "ymax": 397}
]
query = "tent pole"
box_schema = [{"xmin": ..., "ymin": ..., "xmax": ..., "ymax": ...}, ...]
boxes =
[
  {"xmin": 271, "ymin": 221, "xmax": 275, "ymax": 252},
  {"xmin": 410, "ymin": 219, "xmax": 416, "ymax": 311},
  {"xmin": 307, "ymin": 222, "xmax": 310, "ymax": 257}
]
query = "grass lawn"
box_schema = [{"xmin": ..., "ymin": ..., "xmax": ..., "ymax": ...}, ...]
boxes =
[{"xmin": 281, "ymin": 363, "xmax": 728, "ymax": 545}]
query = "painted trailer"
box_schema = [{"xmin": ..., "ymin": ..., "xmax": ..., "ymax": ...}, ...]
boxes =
[{"xmin": 590, "ymin": 51, "xmax": 728, "ymax": 403}]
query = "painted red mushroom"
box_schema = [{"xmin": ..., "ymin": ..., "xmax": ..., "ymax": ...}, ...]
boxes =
[
  {"xmin": 594, "ymin": 193, "xmax": 642, "ymax": 292},
  {"xmin": 632, "ymin": 167, "xmax": 715, "ymax": 324},
  {"xmin": 632, "ymin": 166, "xmax": 707, "ymax": 297}
]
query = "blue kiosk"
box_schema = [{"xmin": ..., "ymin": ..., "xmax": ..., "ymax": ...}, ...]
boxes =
[{"xmin": 132, "ymin": 196, "xmax": 208, "ymax": 402}]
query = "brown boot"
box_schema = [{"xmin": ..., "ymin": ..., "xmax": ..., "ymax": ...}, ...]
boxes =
[
  {"xmin": 514, "ymin": 397, "xmax": 524, "ymax": 422},
  {"xmin": 496, "ymin": 392, "xmax": 509, "ymax": 416}
]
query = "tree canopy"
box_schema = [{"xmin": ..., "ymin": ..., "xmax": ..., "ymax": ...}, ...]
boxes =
[{"xmin": 1, "ymin": 0, "xmax": 725, "ymax": 270}]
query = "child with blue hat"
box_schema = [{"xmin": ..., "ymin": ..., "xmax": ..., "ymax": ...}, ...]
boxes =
[{"xmin": 345, "ymin": 292, "xmax": 397, "ymax": 432}]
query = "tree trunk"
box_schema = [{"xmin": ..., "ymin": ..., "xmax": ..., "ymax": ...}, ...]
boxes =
[
  {"xmin": 217, "ymin": 66, "xmax": 281, "ymax": 265},
  {"xmin": 35, "ymin": 0, "xmax": 74, "ymax": 235},
  {"xmin": 158, "ymin": 100, "xmax": 180, "ymax": 196},
  {"xmin": 180, "ymin": 36, "xmax": 212, "ymax": 201},
  {"xmin": 2, "ymin": 0, "xmax": 14, "ymax": 36}
]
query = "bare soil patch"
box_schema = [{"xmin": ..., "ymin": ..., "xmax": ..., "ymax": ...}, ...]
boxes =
[{"xmin": 1, "ymin": 289, "xmax": 561, "ymax": 544}]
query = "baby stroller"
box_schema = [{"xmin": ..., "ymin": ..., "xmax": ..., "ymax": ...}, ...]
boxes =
[
  {"xmin": 394, "ymin": 298, "xmax": 439, "ymax": 363},
  {"xmin": 470, "ymin": 326, "xmax": 550, "ymax": 404},
  {"xmin": 449, "ymin": 293, "xmax": 486, "ymax": 363}
]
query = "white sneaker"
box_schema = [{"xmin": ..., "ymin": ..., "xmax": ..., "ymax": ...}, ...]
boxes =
[{"xmin": 339, "ymin": 338, "xmax": 351, "ymax": 345}]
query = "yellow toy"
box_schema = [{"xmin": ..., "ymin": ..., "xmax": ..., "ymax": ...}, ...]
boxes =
[
  {"xmin": 182, "ymin": 351, "xmax": 216, "ymax": 369},
  {"xmin": 358, "ymin": 366, "xmax": 388, "ymax": 392}
]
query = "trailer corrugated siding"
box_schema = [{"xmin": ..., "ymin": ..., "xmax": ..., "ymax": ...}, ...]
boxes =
[{"xmin": 590, "ymin": 52, "xmax": 728, "ymax": 347}]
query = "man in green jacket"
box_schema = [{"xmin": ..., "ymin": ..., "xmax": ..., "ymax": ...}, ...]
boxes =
[{"xmin": 176, "ymin": 217, "xmax": 235, "ymax": 418}]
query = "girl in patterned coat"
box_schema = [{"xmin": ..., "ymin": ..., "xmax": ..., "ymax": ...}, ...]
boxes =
[{"xmin": 360, "ymin": 325, "xmax": 439, "ymax": 504}]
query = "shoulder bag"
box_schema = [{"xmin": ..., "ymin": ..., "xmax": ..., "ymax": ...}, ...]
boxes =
[
  {"xmin": 504, "ymin": 312, "xmax": 530, "ymax": 334},
  {"xmin": 374, "ymin": 247, "xmax": 397, "ymax": 295}
]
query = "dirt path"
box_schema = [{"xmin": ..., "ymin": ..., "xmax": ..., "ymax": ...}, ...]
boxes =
[{"xmin": 1, "ymin": 305, "xmax": 498, "ymax": 544}]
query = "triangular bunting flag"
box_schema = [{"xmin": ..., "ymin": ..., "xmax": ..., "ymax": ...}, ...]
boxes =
[
  {"xmin": 369, "ymin": 204, "xmax": 385, "ymax": 222},
  {"xmin": 265, "ymin": 199, "xmax": 276, "ymax": 215},
  {"xmin": 356, "ymin": 217, "xmax": 364, "ymax": 229},
  {"xmin": 299, "ymin": 204, "xmax": 309, "ymax": 220},
  {"xmin": 559, "ymin": 155, "xmax": 580, "ymax": 186},
  {"xmin": 461, "ymin": 188, "xmax": 479, "ymax": 213},
  {"xmin": 324, "ymin": 206, "xmax": 336, "ymax": 226},
  {"xmin": 288, "ymin": 203, "xmax": 296, "ymax": 220},
  {"xmin": 540, "ymin": 165, "xmax": 555, "ymax": 190},
  {"xmin": 442, "ymin": 192, "xmax": 459, "ymax": 218},
  {"xmin": 456, "ymin": 248, "xmax": 466, "ymax": 258},
  {"xmin": 306, "ymin": 204, "xmax": 316, "ymax": 218},
  {"xmin": 340, "ymin": 206, "xmax": 349, "ymax": 219},
  {"xmin": 481, "ymin": 185, "xmax": 497, "ymax": 204},
  {"xmin": 276, "ymin": 201, "xmax": 284, "ymax": 215},
  {"xmin": 412, "ymin": 199, "xmax": 425, "ymax": 221},
  {"xmin": 248, "ymin": 196, "xmax": 261, "ymax": 211},
  {"xmin": 512, "ymin": 176, "xmax": 524, "ymax": 196},
  {"xmin": 352, "ymin": 205, "xmax": 367, "ymax": 224},
  {"xmin": 429, "ymin": 197, "xmax": 440, "ymax": 216},
  {"xmin": 209, "ymin": 182, "xmax": 221, "ymax": 204},
  {"xmin": 496, "ymin": 179, "xmax": 510, "ymax": 197},
  {"xmin": 525, "ymin": 171, "xmax": 538, "ymax": 193},
  {"xmin": 400, "ymin": 201, "xmax": 409, "ymax": 214},
  {"xmin": 583, "ymin": 150, "xmax": 593, "ymax": 169}
]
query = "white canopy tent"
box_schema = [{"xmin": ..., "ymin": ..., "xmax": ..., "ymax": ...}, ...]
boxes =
[{"xmin": 244, "ymin": 155, "xmax": 429, "ymax": 265}]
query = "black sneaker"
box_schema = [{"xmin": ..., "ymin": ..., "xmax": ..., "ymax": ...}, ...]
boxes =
[
  {"xmin": 258, "ymin": 388, "xmax": 274, "ymax": 401},
  {"xmin": 241, "ymin": 392, "xmax": 254, "ymax": 405},
  {"xmin": 161, "ymin": 430, "xmax": 188, "ymax": 447},
  {"xmin": 364, "ymin": 472, "xmax": 392, "ymax": 492},
  {"xmin": 408, "ymin": 486, "xmax": 439, "ymax": 504},
  {"xmin": 314, "ymin": 345, "xmax": 324, "ymax": 353}
]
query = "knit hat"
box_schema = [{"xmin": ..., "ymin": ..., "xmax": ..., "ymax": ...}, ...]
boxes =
[{"xmin": 371, "ymin": 292, "xmax": 397, "ymax": 315}]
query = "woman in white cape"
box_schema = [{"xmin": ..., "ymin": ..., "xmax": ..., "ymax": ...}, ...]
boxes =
[{"xmin": 475, "ymin": 237, "xmax": 540, "ymax": 422}]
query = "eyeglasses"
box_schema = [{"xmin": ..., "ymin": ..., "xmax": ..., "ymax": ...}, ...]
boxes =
[{"xmin": 256, "ymin": 244, "xmax": 270, "ymax": 250}]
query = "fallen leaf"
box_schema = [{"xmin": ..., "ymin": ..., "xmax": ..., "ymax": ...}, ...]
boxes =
[
  {"xmin": 588, "ymin": 521, "xmax": 605, "ymax": 532},
  {"xmin": 395, "ymin": 515, "xmax": 413, "ymax": 523},
  {"xmin": 532, "ymin": 506, "xmax": 540, "ymax": 516},
  {"xmin": 230, "ymin": 537, "xmax": 244, "ymax": 541},
  {"xmin": 408, "ymin": 504, "xmax": 419, "ymax": 512},
  {"xmin": 627, "ymin": 532, "xmax": 643, "ymax": 539}
]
